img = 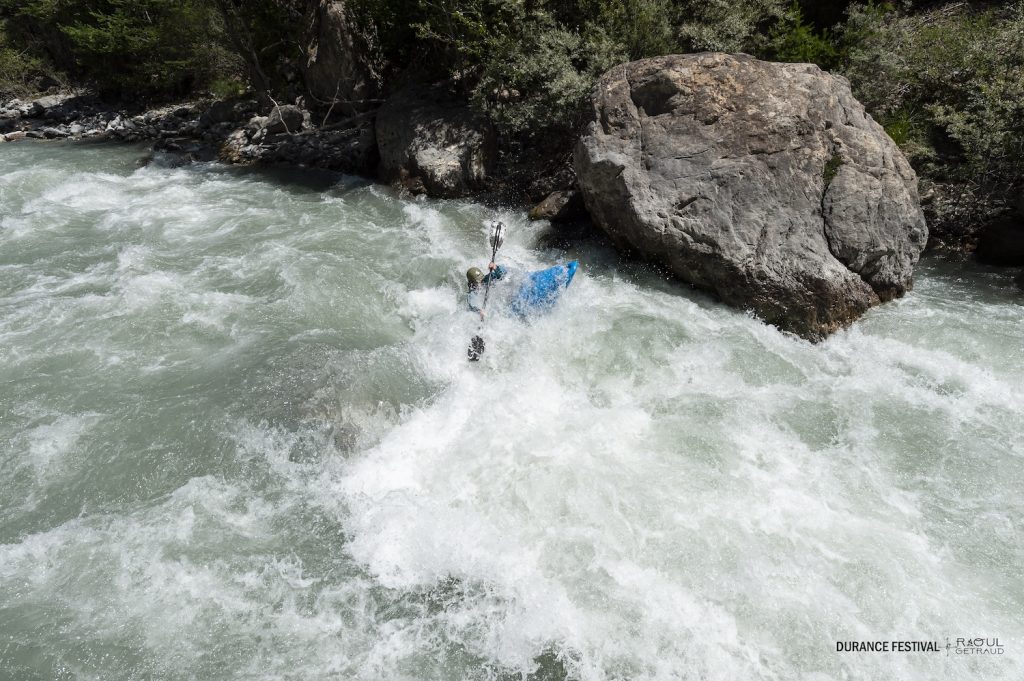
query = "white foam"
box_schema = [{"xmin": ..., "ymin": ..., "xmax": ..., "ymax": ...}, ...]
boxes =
[{"xmin": 23, "ymin": 412, "xmax": 103, "ymax": 482}]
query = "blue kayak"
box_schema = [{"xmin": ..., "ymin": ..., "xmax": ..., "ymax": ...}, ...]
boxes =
[{"xmin": 510, "ymin": 261, "xmax": 578, "ymax": 316}]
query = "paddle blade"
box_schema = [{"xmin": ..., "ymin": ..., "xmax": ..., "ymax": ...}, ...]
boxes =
[
  {"xmin": 489, "ymin": 222, "xmax": 504, "ymax": 251},
  {"xmin": 468, "ymin": 335, "xmax": 485, "ymax": 362}
]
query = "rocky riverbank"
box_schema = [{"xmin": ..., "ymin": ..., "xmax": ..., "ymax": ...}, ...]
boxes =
[
  {"xmin": 0, "ymin": 92, "xmax": 382, "ymax": 174},
  {"xmin": 2, "ymin": 87, "xmax": 593, "ymax": 227},
  {"xmin": 1, "ymin": 89, "xmax": 584, "ymax": 214}
]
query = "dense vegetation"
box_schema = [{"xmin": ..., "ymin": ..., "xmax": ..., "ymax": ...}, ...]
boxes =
[{"xmin": 1, "ymin": 0, "xmax": 1021, "ymax": 240}]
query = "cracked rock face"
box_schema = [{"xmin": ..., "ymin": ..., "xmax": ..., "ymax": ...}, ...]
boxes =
[{"xmin": 575, "ymin": 53, "xmax": 928, "ymax": 339}]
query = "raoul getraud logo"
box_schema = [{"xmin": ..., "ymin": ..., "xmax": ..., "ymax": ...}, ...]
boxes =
[
  {"xmin": 835, "ymin": 636, "xmax": 1007, "ymax": 656},
  {"xmin": 946, "ymin": 637, "xmax": 1004, "ymax": 655}
]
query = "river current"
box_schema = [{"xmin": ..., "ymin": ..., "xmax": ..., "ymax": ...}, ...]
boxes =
[{"xmin": 1, "ymin": 142, "xmax": 1022, "ymax": 680}]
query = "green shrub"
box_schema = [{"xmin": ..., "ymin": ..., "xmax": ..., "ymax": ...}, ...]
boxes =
[
  {"xmin": 473, "ymin": 20, "xmax": 589, "ymax": 134},
  {"xmin": 881, "ymin": 110, "xmax": 914, "ymax": 146},
  {"xmin": 63, "ymin": 0, "xmax": 222, "ymax": 95},
  {"xmin": 676, "ymin": 0, "xmax": 791, "ymax": 53},
  {"xmin": 577, "ymin": 0, "xmax": 679, "ymax": 60},
  {"xmin": 471, "ymin": 9, "xmax": 633, "ymax": 135},
  {"xmin": 839, "ymin": 1, "xmax": 1024, "ymax": 228},
  {"xmin": 0, "ymin": 24, "xmax": 63, "ymax": 97},
  {"xmin": 208, "ymin": 76, "xmax": 247, "ymax": 100},
  {"xmin": 823, "ymin": 152, "xmax": 842, "ymax": 187},
  {"xmin": 0, "ymin": 0, "xmax": 237, "ymax": 99},
  {"xmin": 766, "ymin": 2, "xmax": 839, "ymax": 69}
]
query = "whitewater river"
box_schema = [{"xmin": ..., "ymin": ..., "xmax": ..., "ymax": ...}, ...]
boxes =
[{"xmin": 1, "ymin": 142, "xmax": 1022, "ymax": 680}]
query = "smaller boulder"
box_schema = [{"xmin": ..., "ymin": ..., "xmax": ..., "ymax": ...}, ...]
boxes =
[
  {"xmin": 245, "ymin": 115, "xmax": 270, "ymax": 135},
  {"xmin": 200, "ymin": 100, "xmax": 239, "ymax": 127},
  {"xmin": 526, "ymin": 166, "xmax": 577, "ymax": 204},
  {"xmin": 219, "ymin": 129, "xmax": 252, "ymax": 165},
  {"xmin": 34, "ymin": 94, "xmax": 68, "ymax": 109},
  {"xmin": 529, "ymin": 190, "xmax": 587, "ymax": 223},
  {"xmin": 36, "ymin": 94, "xmax": 77, "ymax": 121},
  {"xmin": 376, "ymin": 84, "xmax": 495, "ymax": 198},
  {"xmin": 266, "ymin": 105, "xmax": 305, "ymax": 134}
]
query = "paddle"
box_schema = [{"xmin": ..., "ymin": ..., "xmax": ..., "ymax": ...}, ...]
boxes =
[{"xmin": 468, "ymin": 222, "xmax": 504, "ymax": 362}]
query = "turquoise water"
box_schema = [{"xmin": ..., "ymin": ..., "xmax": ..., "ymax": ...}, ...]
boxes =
[{"xmin": 1, "ymin": 141, "xmax": 1022, "ymax": 680}]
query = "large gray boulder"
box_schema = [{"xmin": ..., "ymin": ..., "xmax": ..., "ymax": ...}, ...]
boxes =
[
  {"xmin": 302, "ymin": 1, "xmax": 380, "ymax": 113},
  {"xmin": 575, "ymin": 53, "xmax": 928, "ymax": 339},
  {"xmin": 375, "ymin": 84, "xmax": 496, "ymax": 198}
]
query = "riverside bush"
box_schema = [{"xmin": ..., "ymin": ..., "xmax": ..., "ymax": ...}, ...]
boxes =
[
  {"xmin": 470, "ymin": 10, "xmax": 629, "ymax": 135},
  {"xmin": 0, "ymin": 0, "xmax": 235, "ymax": 97},
  {"xmin": 0, "ymin": 25, "xmax": 62, "ymax": 97},
  {"xmin": 840, "ymin": 1, "xmax": 1024, "ymax": 236}
]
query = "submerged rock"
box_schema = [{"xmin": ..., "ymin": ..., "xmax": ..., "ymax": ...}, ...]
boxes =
[
  {"xmin": 575, "ymin": 53, "xmax": 928, "ymax": 339},
  {"xmin": 375, "ymin": 84, "xmax": 495, "ymax": 198}
]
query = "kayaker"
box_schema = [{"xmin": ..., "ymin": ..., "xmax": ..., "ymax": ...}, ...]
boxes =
[{"xmin": 467, "ymin": 261, "xmax": 507, "ymax": 320}]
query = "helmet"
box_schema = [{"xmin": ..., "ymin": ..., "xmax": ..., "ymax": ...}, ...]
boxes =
[{"xmin": 466, "ymin": 267, "xmax": 484, "ymax": 284}]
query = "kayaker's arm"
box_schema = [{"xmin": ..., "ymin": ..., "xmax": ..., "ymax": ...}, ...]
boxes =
[{"xmin": 482, "ymin": 263, "xmax": 506, "ymax": 284}]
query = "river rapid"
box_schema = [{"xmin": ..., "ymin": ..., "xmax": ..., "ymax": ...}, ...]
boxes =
[{"xmin": 1, "ymin": 142, "xmax": 1022, "ymax": 680}]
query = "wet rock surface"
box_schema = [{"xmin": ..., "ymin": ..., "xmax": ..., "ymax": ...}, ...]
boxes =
[
  {"xmin": 529, "ymin": 190, "xmax": 587, "ymax": 223},
  {"xmin": 576, "ymin": 53, "xmax": 928, "ymax": 339}
]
